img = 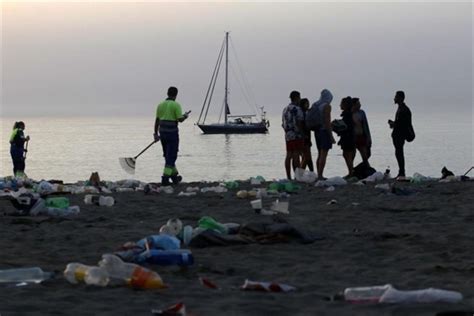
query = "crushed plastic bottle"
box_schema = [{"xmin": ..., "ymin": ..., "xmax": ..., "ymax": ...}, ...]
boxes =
[
  {"xmin": 0, "ymin": 267, "xmax": 52, "ymax": 284},
  {"xmin": 64, "ymin": 263, "xmax": 94, "ymax": 284},
  {"xmin": 198, "ymin": 216, "xmax": 229, "ymax": 234},
  {"xmin": 344, "ymin": 284, "xmax": 463, "ymax": 304},
  {"xmin": 99, "ymin": 254, "xmax": 166, "ymax": 289}
]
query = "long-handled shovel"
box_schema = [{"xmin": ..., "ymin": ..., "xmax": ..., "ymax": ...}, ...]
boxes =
[
  {"xmin": 23, "ymin": 140, "xmax": 29, "ymax": 159},
  {"xmin": 463, "ymin": 166, "xmax": 474, "ymax": 177},
  {"xmin": 119, "ymin": 141, "xmax": 157, "ymax": 174}
]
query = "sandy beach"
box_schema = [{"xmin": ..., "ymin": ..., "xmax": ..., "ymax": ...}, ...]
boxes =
[{"xmin": 0, "ymin": 179, "xmax": 473, "ymax": 316}]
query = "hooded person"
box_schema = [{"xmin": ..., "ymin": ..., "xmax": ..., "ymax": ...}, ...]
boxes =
[{"xmin": 312, "ymin": 89, "xmax": 336, "ymax": 180}]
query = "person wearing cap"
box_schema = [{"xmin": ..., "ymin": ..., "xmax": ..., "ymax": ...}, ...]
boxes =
[
  {"xmin": 282, "ymin": 90, "xmax": 305, "ymax": 180},
  {"xmin": 154, "ymin": 86, "xmax": 190, "ymax": 185}
]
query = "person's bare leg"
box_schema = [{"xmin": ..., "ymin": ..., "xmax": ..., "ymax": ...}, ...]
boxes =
[
  {"xmin": 285, "ymin": 152, "xmax": 292, "ymax": 180},
  {"xmin": 359, "ymin": 147, "xmax": 370, "ymax": 166},
  {"xmin": 305, "ymin": 148, "xmax": 314, "ymax": 172},
  {"xmin": 292, "ymin": 151, "xmax": 301, "ymax": 171},
  {"xmin": 343, "ymin": 150, "xmax": 354, "ymax": 176},
  {"xmin": 316, "ymin": 151, "xmax": 321, "ymax": 178},
  {"xmin": 318, "ymin": 149, "xmax": 328, "ymax": 179}
]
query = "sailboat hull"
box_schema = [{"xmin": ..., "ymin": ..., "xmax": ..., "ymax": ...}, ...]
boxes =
[{"xmin": 198, "ymin": 122, "xmax": 268, "ymax": 134}]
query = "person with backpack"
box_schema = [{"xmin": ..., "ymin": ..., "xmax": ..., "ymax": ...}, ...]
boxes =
[
  {"xmin": 307, "ymin": 89, "xmax": 335, "ymax": 180},
  {"xmin": 389, "ymin": 90, "xmax": 414, "ymax": 179},
  {"xmin": 10, "ymin": 121, "xmax": 30, "ymax": 177},
  {"xmin": 282, "ymin": 90, "xmax": 305, "ymax": 180}
]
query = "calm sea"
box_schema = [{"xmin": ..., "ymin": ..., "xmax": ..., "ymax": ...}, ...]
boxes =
[{"xmin": 1, "ymin": 113, "xmax": 472, "ymax": 183}]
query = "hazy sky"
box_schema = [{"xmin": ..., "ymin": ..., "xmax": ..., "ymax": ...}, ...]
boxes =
[{"xmin": 1, "ymin": 1, "xmax": 472, "ymax": 117}]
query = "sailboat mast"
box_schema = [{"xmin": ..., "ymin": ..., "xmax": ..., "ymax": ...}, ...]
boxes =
[{"xmin": 224, "ymin": 32, "xmax": 229, "ymax": 125}]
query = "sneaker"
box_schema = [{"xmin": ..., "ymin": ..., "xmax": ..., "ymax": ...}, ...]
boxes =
[
  {"xmin": 171, "ymin": 175, "xmax": 182, "ymax": 185},
  {"xmin": 161, "ymin": 176, "xmax": 171, "ymax": 186}
]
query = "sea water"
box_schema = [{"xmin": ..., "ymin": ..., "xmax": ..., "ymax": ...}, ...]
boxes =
[{"xmin": 1, "ymin": 113, "xmax": 472, "ymax": 182}]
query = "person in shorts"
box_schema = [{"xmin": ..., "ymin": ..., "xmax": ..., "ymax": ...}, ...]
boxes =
[
  {"xmin": 282, "ymin": 91, "xmax": 305, "ymax": 180},
  {"xmin": 313, "ymin": 89, "xmax": 336, "ymax": 180}
]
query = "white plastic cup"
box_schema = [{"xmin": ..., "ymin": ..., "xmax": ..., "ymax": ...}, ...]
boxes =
[{"xmin": 250, "ymin": 199, "xmax": 262, "ymax": 212}]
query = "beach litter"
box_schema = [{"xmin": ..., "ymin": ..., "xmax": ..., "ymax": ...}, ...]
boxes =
[
  {"xmin": 0, "ymin": 267, "xmax": 53, "ymax": 285},
  {"xmin": 325, "ymin": 186, "xmax": 335, "ymax": 192},
  {"xmin": 241, "ymin": 279, "xmax": 296, "ymax": 292},
  {"xmin": 201, "ymin": 185, "xmax": 227, "ymax": 193},
  {"xmin": 315, "ymin": 177, "xmax": 347, "ymax": 187},
  {"xmin": 374, "ymin": 183, "xmax": 391, "ymax": 191},
  {"xmin": 359, "ymin": 171, "xmax": 385, "ymax": 184},
  {"xmin": 411, "ymin": 172, "xmax": 435, "ymax": 183},
  {"xmin": 84, "ymin": 194, "xmax": 115, "ymax": 206},
  {"xmin": 64, "ymin": 254, "xmax": 166, "ymax": 289},
  {"xmin": 343, "ymin": 284, "xmax": 462, "ymax": 304},
  {"xmin": 224, "ymin": 181, "xmax": 239, "ymax": 189},
  {"xmin": 178, "ymin": 191, "xmax": 197, "ymax": 197},
  {"xmin": 327, "ymin": 199, "xmax": 338, "ymax": 205},
  {"xmin": 294, "ymin": 168, "xmax": 317, "ymax": 183},
  {"xmin": 270, "ymin": 198, "xmax": 290, "ymax": 214},
  {"xmin": 199, "ymin": 277, "xmax": 219, "ymax": 289},
  {"xmin": 151, "ymin": 302, "xmax": 187, "ymax": 316},
  {"xmin": 250, "ymin": 176, "xmax": 265, "ymax": 185}
]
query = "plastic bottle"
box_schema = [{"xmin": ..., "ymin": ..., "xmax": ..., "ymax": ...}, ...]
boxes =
[
  {"xmin": 137, "ymin": 235, "xmax": 181, "ymax": 250},
  {"xmin": 198, "ymin": 216, "xmax": 229, "ymax": 234},
  {"xmin": 0, "ymin": 267, "xmax": 52, "ymax": 284},
  {"xmin": 83, "ymin": 267, "xmax": 109, "ymax": 287},
  {"xmin": 45, "ymin": 197, "xmax": 70, "ymax": 209},
  {"xmin": 138, "ymin": 249, "xmax": 194, "ymax": 266},
  {"xmin": 84, "ymin": 194, "xmax": 99, "ymax": 205},
  {"xmin": 344, "ymin": 284, "xmax": 393, "ymax": 303},
  {"xmin": 99, "ymin": 196, "xmax": 115, "ymax": 207},
  {"xmin": 224, "ymin": 181, "xmax": 239, "ymax": 189},
  {"xmin": 99, "ymin": 254, "xmax": 165, "ymax": 289},
  {"xmin": 379, "ymin": 287, "xmax": 463, "ymax": 304},
  {"xmin": 46, "ymin": 206, "xmax": 80, "ymax": 217},
  {"xmin": 64, "ymin": 263, "xmax": 93, "ymax": 284},
  {"xmin": 166, "ymin": 218, "xmax": 183, "ymax": 236}
]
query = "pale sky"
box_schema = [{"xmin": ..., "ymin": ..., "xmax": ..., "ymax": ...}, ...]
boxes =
[{"xmin": 1, "ymin": 1, "xmax": 472, "ymax": 117}]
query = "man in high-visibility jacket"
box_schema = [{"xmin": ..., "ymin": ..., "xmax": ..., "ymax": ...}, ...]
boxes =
[{"xmin": 154, "ymin": 86, "xmax": 190, "ymax": 185}]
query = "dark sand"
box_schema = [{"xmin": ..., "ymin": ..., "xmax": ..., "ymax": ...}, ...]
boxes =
[{"xmin": 0, "ymin": 180, "xmax": 473, "ymax": 316}]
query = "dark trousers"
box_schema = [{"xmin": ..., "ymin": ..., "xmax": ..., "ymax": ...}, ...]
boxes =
[
  {"xmin": 10, "ymin": 146, "xmax": 25, "ymax": 175},
  {"xmin": 392, "ymin": 136, "xmax": 405, "ymax": 177},
  {"xmin": 160, "ymin": 131, "xmax": 179, "ymax": 176}
]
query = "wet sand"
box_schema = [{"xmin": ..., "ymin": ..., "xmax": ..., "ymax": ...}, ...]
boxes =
[{"xmin": 0, "ymin": 180, "xmax": 473, "ymax": 316}]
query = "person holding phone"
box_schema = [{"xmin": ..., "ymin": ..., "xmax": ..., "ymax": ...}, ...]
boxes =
[
  {"xmin": 154, "ymin": 86, "xmax": 190, "ymax": 185},
  {"xmin": 389, "ymin": 90, "xmax": 413, "ymax": 180},
  {"xmin": 10, "ymin": 121, "xmax": 30, "ymax": 177}
]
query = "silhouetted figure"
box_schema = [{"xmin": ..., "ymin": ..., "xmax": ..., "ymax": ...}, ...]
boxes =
[
  {"xmin": 389, "ymin": 90, "xmax": 413, "ymax": 179},
  {"xmin": 336, "ymin": 97, "xmax": 355, "ymax": 177},
  {"xmin": 299, "ymin": 98, "xmax": 314, "ymax": 172},
  {"xmin": 352, "ymin": 97, "xmax": 372, "ymax": 166},
  {"xmin": 313, "ymin": 89, "xmax": 335, "ymax": 180},
  {"xmin": 282, "ymin": 91, "xmax": 304, "ymax": 180},
  {"xmin": 9, "ymin": 121, "xmax": 30, "ymax": 177}
]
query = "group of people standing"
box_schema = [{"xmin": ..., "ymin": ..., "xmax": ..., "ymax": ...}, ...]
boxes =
[{"xmin": 282, "ymin": 89, "xmax": 413, "ymax": 180}]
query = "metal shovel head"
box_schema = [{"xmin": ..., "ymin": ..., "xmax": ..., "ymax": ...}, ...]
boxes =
[{"xmin": 119, "ymin": 157, "xmax": 136, "ymax": 174}]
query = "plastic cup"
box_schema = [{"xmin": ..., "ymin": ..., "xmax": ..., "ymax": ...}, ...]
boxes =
[{"xmin": 250, "ymin": 199, "xmax": 262, "ymax": 212}]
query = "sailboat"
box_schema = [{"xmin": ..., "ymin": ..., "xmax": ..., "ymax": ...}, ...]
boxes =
[{"xmin": 196, "ymin": 32, "xmax": 269, "ymax": 134}]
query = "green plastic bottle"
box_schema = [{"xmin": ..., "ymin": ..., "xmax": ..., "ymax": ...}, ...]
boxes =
[
  {"xmin": 45, "ymin": 197, "xmax": 70, "ymax": 209},
  {"xmin": 224, "ymin": 181, "xmax": 239, "ymax": 189},
  {"xmin": 198, "ymin": 216, "xmax": 228, "ymax": 234}
]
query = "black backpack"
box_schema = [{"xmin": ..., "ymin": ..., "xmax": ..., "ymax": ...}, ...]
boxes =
[{"xmin": 305, "ymin": 103, "xmax": 323, "ymax": 131}]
